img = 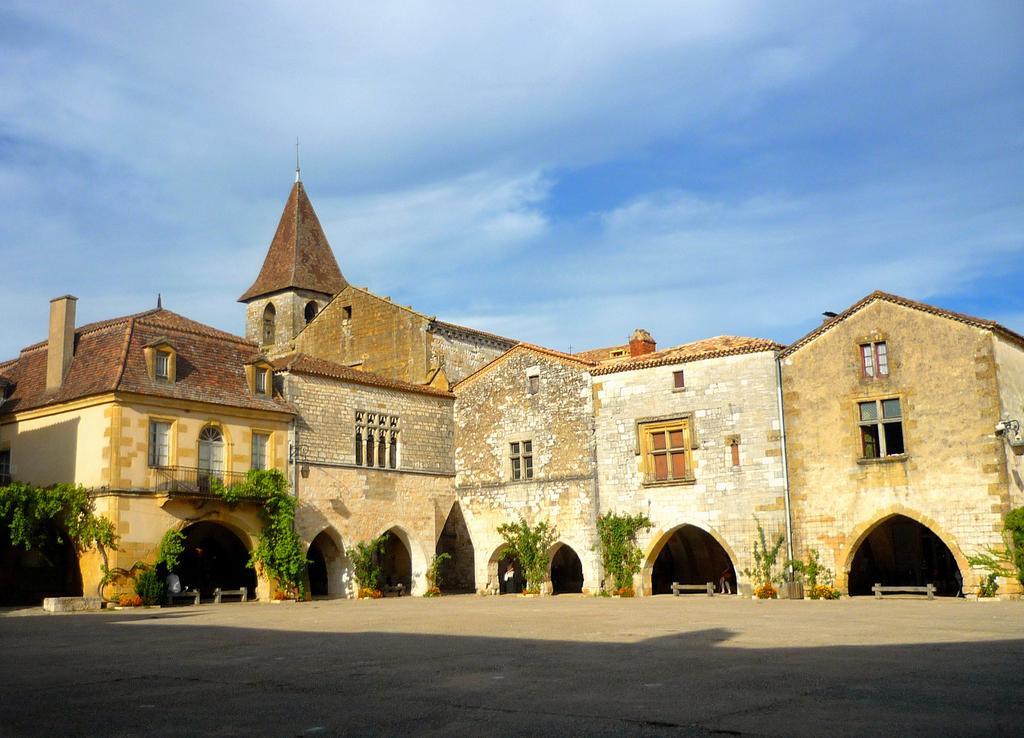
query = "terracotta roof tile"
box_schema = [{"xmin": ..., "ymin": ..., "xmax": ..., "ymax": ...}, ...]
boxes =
[
  {"xmin": 274, "ymin": 353, "xmax": 453, "ymax": 399},
  {"xmin": 239, "ymin": 181, "xmax": 347, "ymax": 302},
  {"xmin": 0, "ymin": 309, "xmax": 292, "ymax": 416},
  {"xmin": 574, "ymin": 344, "xmax": 631, "ymax": 363},
  {"xmin": 780, "ymin": 290, "xmax": 1024, "ymax": 358},
  {"xmin": 591, "ymin": 335, "xmax": 781, "ymax": 375}
]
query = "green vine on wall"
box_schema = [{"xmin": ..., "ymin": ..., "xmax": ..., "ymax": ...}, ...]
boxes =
[
  {"xmin": 215, "ymin": 469, "xmax": 307, "ymax": 598},
  {"xmin": 497, "ymin": 518, "xmax": 557, "ymax": 593},
  {"xmin": 0, "ymin": 481, "xmax": 119, "ymax": 597},
  {"xmin": 595, "ymin": 512, "xmax": 652, "ymax": 593}
]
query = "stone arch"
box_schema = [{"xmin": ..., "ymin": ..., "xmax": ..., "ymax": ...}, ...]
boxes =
[
  {"xmin": 178, "ymin": 520, "xmax": 257, "ymax": 600},
  {"xmin": 641, "ymin": 523, "xmax": 739, "ymax": 596},
  {"xmin": 843, "ymin": 507, "xmax": 968, "ymax": 596},
  {"xmin": 488, "ymin": 543, "xmax": 525, "ymax": 595},
  {"xmin": 306, "ymin": 527, "xmax": 347, "ymax": 598},
  {"xmin": 548, "ymin": 542, "xmax": 584, "ymax": 594},
  {"xmin": 435, "ymin": 501, "xmax": 475, "ymax": 593},
  {"xmin": 376, "ymin": 523, "xmax": 427, "ymax": 596}
]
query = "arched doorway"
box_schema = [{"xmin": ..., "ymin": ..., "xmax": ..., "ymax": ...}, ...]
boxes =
[
  {"xmin": 649, "ymin": 525, "xmax": 736, "ymax": 595},
  {"xmin": 178, "ymin": 522, "xmax": 256, "ymax": 600},
  {"xmin": 307, "ymin": 529, "xmax": 345, "ymax": 598},
  {"xmin": 848, "ymin": 515, "xmax": 961, "ymax": 596},
  {"xmin": 0, "ymin": 521, "xmax": 82, "ymax": 605},
  {"xmin": 198, "ymin": 426, "xmax": 225, "ymax": 493},
  {"xmin": 495, "ymin": 549, "xmax": 526, "ymax": 595},
  {"xmin": 435, "ymin": 502, "xmax": 475, "ymax": 593},
  {"xmin": 550, "ymin": 544, "xmax": 584, "ymax": 594},
  {"xmin": 378, "ymin": 529, "xmax": 412, "ymax": 595}
]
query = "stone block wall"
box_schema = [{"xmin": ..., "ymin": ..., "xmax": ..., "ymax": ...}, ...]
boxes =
[
  {"xmin": 429, "ymin": 325, "xmax": 513, "ymax": 385},
  {"xmin": 592, "ymin": 350, "xmax": 787, "ymax": 594},
  {"xmin": 244, "ymin": 288, "xmax": 330, "ymax": 357},
  {"xmin": 454, "ymin": 349, "xmax": 600, "ymax": 591},
  {"xmin": 781, "ymin": 300, "xmax": 1011, "ymax": 593},
  {"xmin": 283, "ymin": 372, "xmax": 454, "ymax": 474}
]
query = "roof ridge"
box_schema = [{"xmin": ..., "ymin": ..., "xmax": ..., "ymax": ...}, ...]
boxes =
[
  {"xmin": 453, "ymin": 342, "xmax": 595, "ymax": 391},
  {"xmin": 136, "ymin": 310, "xmax": 256, "ymax": 348},
  {"xmin": 276, "ymin": 351, "xmax": 453, "ymax": 398}
]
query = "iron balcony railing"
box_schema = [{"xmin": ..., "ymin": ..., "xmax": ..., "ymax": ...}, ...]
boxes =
[{"xmin": 152, "ymin": 465, "xmax": 249, "ymax": 497}]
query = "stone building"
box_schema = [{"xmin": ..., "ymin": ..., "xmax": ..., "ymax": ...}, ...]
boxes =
[
  {"xmin": 590, "ymin": 334, "xmax": 787, "ymax": 596},
  {"xmin": 780, "ymin": 291, "xmax": 1024, "ymax": 596},
  {"xmin": 5, "ymin": 177, "xmax": 1024, "ymax": 604},
  {"xmin": 454, "ymin": 344, "xmax": 600, "ymax": 594},
  {"xmin": 0, "ymin": 296, "xmax": 293, "ymax": 604}
]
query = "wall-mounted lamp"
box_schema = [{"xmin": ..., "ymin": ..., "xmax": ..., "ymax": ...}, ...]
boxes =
[{"xmin": 995, "ymin": 417, "xmax": 1024, "ymax": 450}]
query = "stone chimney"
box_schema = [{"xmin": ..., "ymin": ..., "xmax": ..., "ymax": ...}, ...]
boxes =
[
  {"xmin": 46, "ymin": 295, "xmax": 77, "ymax": 391},
  {"xmin": 628, "ymin": 328, "xmax": 656, "ymax": 357}
]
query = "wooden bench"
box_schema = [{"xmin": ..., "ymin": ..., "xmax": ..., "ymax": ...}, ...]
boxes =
[
  {"xmin": 213, "ymin": 587, "xmax": 247, "ymax": 604},
  {"xmin": 671, "ymin": 582, "xmax": 714, "ymax": 596},
  {"xmin": 167, "ymin": 589, "xmax": 200, "ymax": 606},
  {"xmin": 872, "ymin": 583, "xmax": 935, "ymax": 600}
]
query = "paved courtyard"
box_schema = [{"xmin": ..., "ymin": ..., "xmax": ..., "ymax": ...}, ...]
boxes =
[{"xmin": 1, "ymin": 595, "xmax": 1021, "ymax": 736}]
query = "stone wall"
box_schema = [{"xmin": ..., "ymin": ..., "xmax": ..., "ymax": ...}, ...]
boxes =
[
  {"xmin": 592, "ymin": 350, "xmax": 787, "ymax": 595},
  {"xmin": 244, "ymin": 288, "xmax": 331, "ymax": 357},
  {"xmin": 283, "ymin": 372, "xmax": 454, "ymax": 474},
  {"xmin": 454, "ymin": 349, "xmax": 600, "ymax": 592},
  {"xmin": 294, "ymin": 287, "xmax": 434, "ymax": 384},
  {"xmin": 429, "ymin": 325, "xmax": 512, "ymax": 385},
  {"xmin": 993, "ymin": 335, "xmax": 1024, "ymax": 511},
  {"xmin": 781, "ymin": 300, "xmax": 1010, "ymax": 593}
]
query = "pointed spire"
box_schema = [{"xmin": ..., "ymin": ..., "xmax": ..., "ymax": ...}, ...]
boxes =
[
  {"xmin": 238, "ymin": 180, "xmax": 348, "ymax": 302},
  {"xmin": 295, "ymin": 137, "xmax": 301, "ymax": 183},
  {"xmin": 157, "ymin": 293, "xmax": 162, "ymax": 309}
]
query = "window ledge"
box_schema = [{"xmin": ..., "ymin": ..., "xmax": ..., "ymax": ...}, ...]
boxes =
[
  {"xmin": 857, "ymin": 454, "xmax": 908, "ymax": 466},
  {"xmin": 671, "ymin": 388, "xmax": 687, "ymax": 394},
  {"xmin": 642, "ymin": 477, "xmax": 697, "ymax": 488}
]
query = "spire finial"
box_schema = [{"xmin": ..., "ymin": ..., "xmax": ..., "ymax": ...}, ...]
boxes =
[
  {"xmin": 295, "ymin": 137, "xmax": 301, "ymax": 183},
  {"xmin": 157, "ymin": 293, "xmax": 162, "ymax": 309}
]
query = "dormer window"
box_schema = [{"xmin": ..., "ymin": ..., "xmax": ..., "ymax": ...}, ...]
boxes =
[
  {"xmin": 245, "ymin": 359, "xmax": 274, "ymax": 397},
  {"xmin": 144, "ymin": 339, "xmax": 176, "ymax": 382}
]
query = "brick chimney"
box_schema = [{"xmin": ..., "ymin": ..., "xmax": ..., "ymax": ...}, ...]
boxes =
[
  {"xmin": 46, "ymin": 295, "xmax": 77, "ymax": 391},
  {"xmin": 628, "ymin": 328, "xmax": 656, "ymax": 357}
]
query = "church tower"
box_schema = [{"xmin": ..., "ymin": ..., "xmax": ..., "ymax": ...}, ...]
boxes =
[{"xmin": 239, "ymin": 177, "xmax": 348, "ymax": 355}]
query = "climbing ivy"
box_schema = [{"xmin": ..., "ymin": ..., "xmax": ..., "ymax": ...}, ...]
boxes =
[
  {"xmin": 215, "ymin": 469, "xmax": 307, "ymax": 597},
  {"xmin": 1004, "ymin": 506, "xmax": 1024, "ymax": 586},
  {"xmin": 497, "ymin": 518, "xmax": 557, "ymax": 593},
  {"xmin": 0, "ymin": 481, "xmax": 119, "ymax": 597},
  {"xmin": 595, "ymin": 512, "xmax": 652, "ymax": 592}
]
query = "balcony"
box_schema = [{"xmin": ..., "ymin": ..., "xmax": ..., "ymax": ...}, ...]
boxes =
[{"xmin": 151, "ymin": 466, "xmax": 251, "ymax": 499}]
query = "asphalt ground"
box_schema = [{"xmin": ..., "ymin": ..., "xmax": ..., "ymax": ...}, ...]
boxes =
[{"xmin": 1, "ymin": 595, "xmax": 1021, "ymax": 737}]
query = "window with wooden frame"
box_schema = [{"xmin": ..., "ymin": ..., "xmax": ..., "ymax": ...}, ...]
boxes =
[
  {"xmin": 510, "ymin": 440, "xmax": 533, "ymax": 481},
  {"xmin": 672, "ymin": 370, "xmax": 685, "ymax": 390},
  {"xmin": 640, "ymin": 419, "xmax": 692, "ymax": 483},
  {"xmin": 255, "ymin": 367, "xmax": 269, "ymax": 395},
  {"xmin": 858, "ymin": 398, "xmax": 904, "ymax": 458},
  {"xmin": 148, "ymin": 420, "xmax": 171, "ymax": 468},
  {"xmin": 527, "ymin": 373, "xmax": 540, "ymax": 395},
  {"xmin": 0, "ymin": 449, "xmax": 11, "ymax": 484},
  {"xmin": 860, "ymin": 341, "xmax": 889, "ymax": 378},
  {"xmin": 251, "ymin": 432, "xmax": 269, "ymax": 470},
  {"xmin": 155, "ymin": 350, "xmax": 171, "ymax": 380}
]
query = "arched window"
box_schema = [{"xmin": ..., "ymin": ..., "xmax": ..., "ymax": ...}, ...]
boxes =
[
  {"xmin": 355, "ymin": 428, "xmax": 363, "ymax": 465},
  {"xmin": 262, "ymin": 303, "xmax": 276, "ymax": 345},
  {"xmin": 198, "ymin": 425, "xmax": 225, "ymax": 492},
  {"xmin": 377, "ymin": 433, "xmax": 386, "ymax": 468},
  {"xmin": 365, "ymin": 429, "xmax": 375, "ymax": 467},
  {"xmin": 304, "ymin": 301, "xmax": 318, "ymax": 324},
  {"xmin": 389, "ymin": 432, "xmax": 398, "ymax": 469}
]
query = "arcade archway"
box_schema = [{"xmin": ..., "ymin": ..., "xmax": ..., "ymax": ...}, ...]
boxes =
[
  {"xmin": 435, "ymin": 502, "xmax": 475, "ymax": 593},
  {"xmin": 550, "ymin": 543, "xmax": 584, "ymax": 594},
  {"xmin": 379, "ymin": 529, "xmax": 412, "ymax": 594},
  {"xmin": 847, "ymin": 515, "xmax": 961, "ymax": 596},
  {"xmin": 648, "ymin": 524, "xmax": 736, "ymax": 595},
  {"xmin": 307, "ymin": 529, "xmax": 346, "ymax": 598},
  {"xmin": 178, "ymin": 522, "xmax": 256, "ymax": 600},
  {"xmin": 0, "ymin": 522, "xmax": 82, "ymax": 606}
]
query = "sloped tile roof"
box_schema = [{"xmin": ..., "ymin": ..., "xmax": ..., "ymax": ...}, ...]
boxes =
[
  {"xmin": 573, "ymin": 343, "xmax": 631, "ymax": 363},
  {"xmin": 780, "ymin": 290, "xmax": 1024, "ymax": 358},
  {"xmin": 0, "ymin": 309, "xmax": 292, "ymax": 416},
  {"xmin": 590, "ymin": 335, "xmax": 781, "ymax": 375},
  {"xmin": 238, "ymin": 181, "xmax": 348, "ymax": 301},
  {"xmin": 274, "ymin": 353, "xmax": 454, "ymax": 399}
]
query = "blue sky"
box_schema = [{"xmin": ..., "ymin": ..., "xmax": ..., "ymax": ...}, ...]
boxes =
[{"xmin": 1, "ymin": 2, "xmax": 1022, "ymax": 357}]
